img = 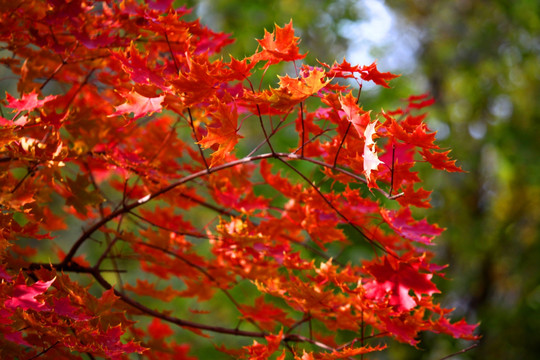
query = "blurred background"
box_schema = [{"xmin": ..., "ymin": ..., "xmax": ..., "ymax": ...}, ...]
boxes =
[{"xmin": 185, "ymin": 0, "xmax": 540, "ymax": 358}]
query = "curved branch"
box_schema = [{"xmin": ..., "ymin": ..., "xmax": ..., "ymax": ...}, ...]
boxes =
[
  {"xmin": 91, "ymin": 270, "xmax": 267, "ymax": 338},
  {"xmin": 61, "ymin": 152, "xmax": 400, "ymax": 266}
]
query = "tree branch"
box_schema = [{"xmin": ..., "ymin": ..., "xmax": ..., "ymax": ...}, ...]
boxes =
[{"xmin": 61, "ymin": 152, "xmax": 401, "ymax": 266}]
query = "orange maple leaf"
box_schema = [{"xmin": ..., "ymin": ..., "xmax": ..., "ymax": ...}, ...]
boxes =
[
  {"xmin": 198, "ymin": 101, "xmax": 243, "ymax": 167},
  {"xmin": 251, "ymin": 21, "xmax": 306, "ymax": 68},
  {"xmin": 260, "ymin": 69, "xmax": 329, "ymax": 110},
  {"xmin": 110, "ymin": 90, "xmax": 165, "ymax": 120}
]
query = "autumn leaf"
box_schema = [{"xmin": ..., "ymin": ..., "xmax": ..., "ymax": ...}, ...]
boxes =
[
  {"xmin": 52, "ymin": 297, "xmax": 92, "ymax": 321},
  {"xmin": 396, "ymin": 183, "xmax": 432, "ymax": 208},
  {"xmin": 148, "ymin": 318, "xmax": 174, "ymax": 340},
  {"xmin": 364, "ymin": 256, "xmax": 439, "ymax": 311},
  {"xmin": 249, "ymin": 68, "xmax": 329, "ymax": 111},
  {"xmin": 420, "ymin": 149, "xmax": 464, "ymax": 172},
  {"xmin": 380, "ymin": 207, "xmax": 444, "ymax": 245},
  {"xmin": 198, "ymin": 100, "xmax": 243, "ymax": 167},
  {"xmin": 323, "ymin": 60, "xmax": 399, "ymax": 88},
  {"xmin": 359, "ymin": 62, "xmax": 400, "ymax": 88},
  {"xmin": 434, "ymin": 317, "xmax": 480, "ymax": 340},
  {"xmin": 113, "ymin": 42, "xmax": 167, "ymax": 90},
  {"xmin": 279, "ymin": 68, "xmax": 329, "ymax": 98},
  {"xmin": 339, "ymin": 91, "xmax": 371, "ymax": 136},
  {"xmin": 240, "ymin": 297, "xmax": 293, "ymax": 330},
  {"xmin": 319, "ymin": 344, "xmax": 387, "ymax": 359},
  {"xmin": 324, "ymin": 58, "xmax": 361, "ymax": 79},
  {"xmin": 251, "ymin": 21, "xmax": 306, "ymax": 68},
  {"xmin": 406, "ymin": 93, "xmax": 436, "ymax": 110},
  {"xmin": 110, "ymin": 90, "xmax": 165, "ymax": 120},
  {"xmin": 363, "ymin": 121, "xmax": 384, "ymax": 186},
  {"xmin": 4, "ymin": 274, "xmax": 55, "ymax": 312},
  {"xmin": 4, "ymin": 331, "xmax": 32, "ymax": 347},
  {"xmin": 5, "ymin": 90, "xmax": 57, "ymax": 112}
]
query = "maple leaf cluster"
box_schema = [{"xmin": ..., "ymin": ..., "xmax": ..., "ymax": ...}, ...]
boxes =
[{"xmin": 0, "ymin": 1, "xmax": 477, "ymax": 359}]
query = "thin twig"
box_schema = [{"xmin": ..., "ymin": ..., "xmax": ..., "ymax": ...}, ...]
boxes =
[
  {"xmin": 256, "ymin": 104, "xmax": 275, "ymax": 154},
  {"xmin": 128, "ymin": 211, "xmax": 206, "ymax": 239},
  {"xmin": 61, "ymin": 152, "xmax": 401, "ymax": 265},
  {"xmin": 25, "ymin": 341, "xmax": 59, "ymax": 360},
  {"xmin": 92, "ymin": 269, "xmax": 267, "ymax": 338},
  {"xmin": 333, "ymin": 122, "xmax": 351, "ymax": 168},
  {"xmin": 187, "ymin": 107, "xmax": 210, "ymax": 171},
  {"xmin": 276, "ymin": 157, "xmax": 390, "ymax": 255},
  {"xmin": 439, "ymin": 343, "xmax": 479, "ymax": 360},
  {"xmin": 132, "ymin": 241, "xmax": 265, "ymax": 332},
  {"xmin": 163, "ymin": 31, "xmax": 180, "ymax": 73},
  {"xmin": 10, "ymin": 164, "xmax": 37, "ymax": 193}
]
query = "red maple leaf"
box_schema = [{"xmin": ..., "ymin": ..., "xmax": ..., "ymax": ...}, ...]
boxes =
[
  {"xmin": 420, "ymin": 149, "xmax": 464, "ymax": 172},
  {"xmin": 4, "ymin": 274, "xmax": 55, "ymax": 312},
  {"xmin": 434, "ymin": 317, "xmax": 480, "ymax": 340},
  {"xmin": 380, "ymin": 208, "xmax": 444, "ymax": 245},
  {"xmin": 113, "ymin": 42, "xmax": 167, "ymax": 90},
  {"xmin": 0, "ymin": 265, "xmax": 12, "ymax": 281},
  {"xmin": 148, "ymin": 318, "xmax": 174, "ymax": 340},
  {"xmin": 257, "ymin": 68, "xmax": 329, "ymax": 111},
  {"xmin": 406, "ymin": 93, "xmax": 436, "ymax": 110},
  {"xmin": 359, "ymin": 62, "xmax": 400, "ymax": 88},
  {"xmin": 52, "ymin": 297, "xmax": 92, "ymax": 321},
  {"xmin": 240, "ymin": 297, "xmax": 294, "ymax": 331},
  {"xmin": 5, "ymin": 90, "xmax": 57, "ymax": 112},
  {"xmin": 324, "ymin": 58, "xmax": 361, "ymax": 79},
  {"xmin": 96, "ymin": 325, "xmax": 147, "ymax": 357},
  {"xmin": 364, "ymin": 256, "xmax": 439, "ymax": 311},
  {"xmin": 396, "ymin": 183, "xmax": 432, "ymax": 208},
  {"xmin": 4, "ymin": 331, "xmax": 32, "ymax": 346}
]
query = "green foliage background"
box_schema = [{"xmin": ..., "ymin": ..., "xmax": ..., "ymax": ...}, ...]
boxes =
[{"xmin": 184, "ymin": 0, "xmax": 540, "ymax": 358}]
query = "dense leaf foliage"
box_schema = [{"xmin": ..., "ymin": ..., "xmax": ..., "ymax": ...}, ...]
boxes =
[{"xmin": 0, "ymin": 1, "xmax": 478, "ymax": 359}]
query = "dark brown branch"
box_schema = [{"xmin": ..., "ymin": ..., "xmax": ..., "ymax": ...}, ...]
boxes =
[
  {"xmin": 26, "ymin": 262, "xmax": 126, "ymax": 273},
  {"xmin": 247, "ymin": 116, "xmax": 291, "ymax": 157},
  {"xmin": 133, "ymin": 241, "xmax": 265, "ymax": 332},
  {"xmin": 178, "ymin": 192, "xmax": 235, "ymax": 216},
  {"xmin": 61, "ymin": 152, "xmax": 401, "ymax": 266},
  {"xmin": 256, "ymin": 104, "xmax": 276, "ymax": 154},
  {"xmin": 91, "ymin": 270, "xmax": 267, "ymax": 338},
  {"xmin": 25, "ymin": 341, "xmax": 59, "ymax": 360},
  {"xmin": 10, "ymin": 164, "xmax": 37, "ymax": 193},
  {"xmin": 163, "ymin": 31, "xmax": 180, "ymax": 73},
  {"xmin": 439, "ymin": 343, "xmax": 479, "ymax": 360},
  {"xmin": 127, "ymin": 211, "xmax": 207, "ymax": 239}
]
